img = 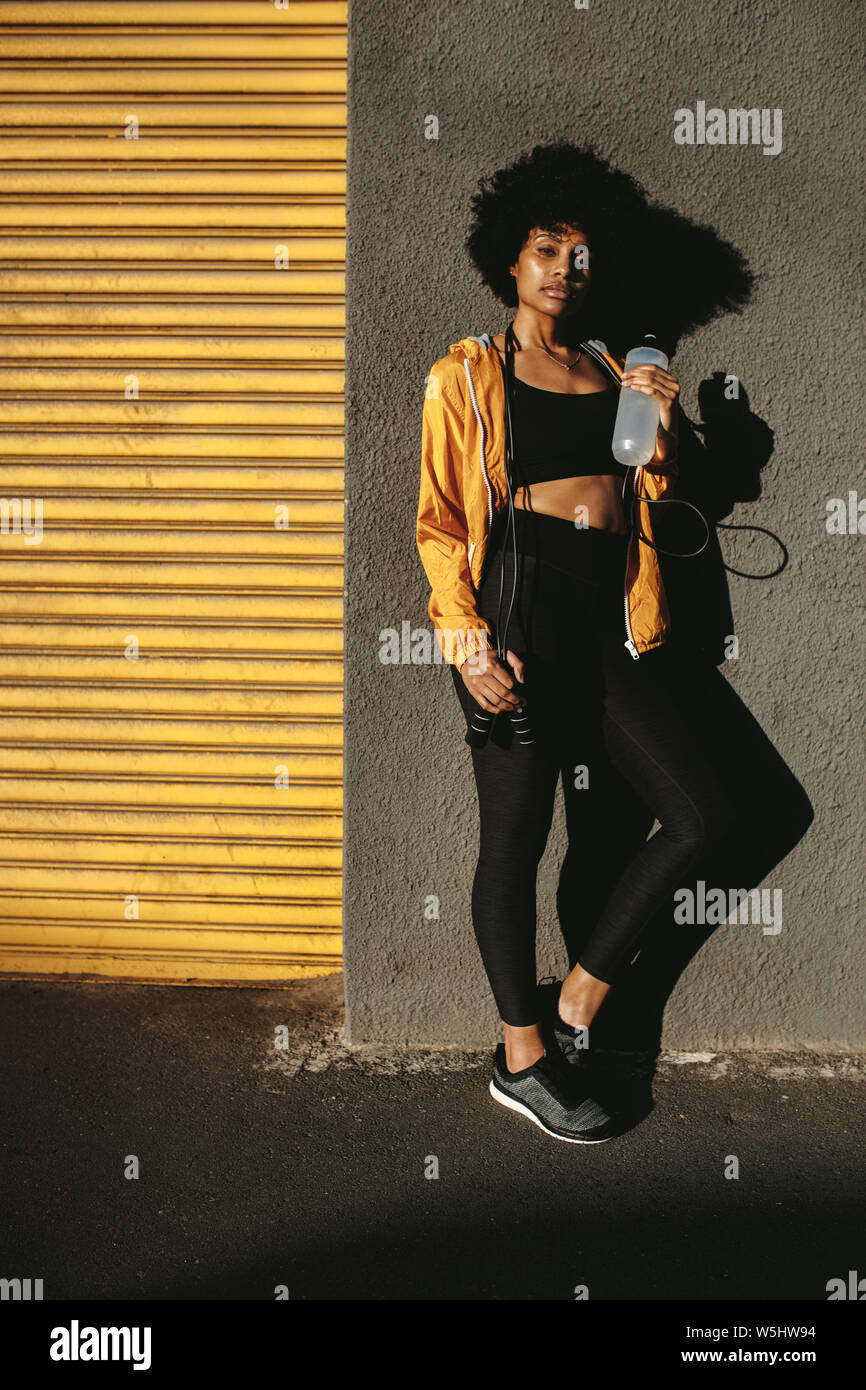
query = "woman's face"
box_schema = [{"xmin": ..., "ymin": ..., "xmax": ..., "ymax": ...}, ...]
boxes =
[{"xmin": 509, "ymin": 223, "xmax": 590, "ymax": 319}]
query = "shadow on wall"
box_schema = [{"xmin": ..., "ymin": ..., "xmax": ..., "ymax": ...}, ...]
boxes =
[{"xmin": 657, "ymin": 369, "xmax": 779, "ymax": 666}]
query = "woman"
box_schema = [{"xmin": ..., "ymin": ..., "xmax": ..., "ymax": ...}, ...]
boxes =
[{"xmin": 416, "ymin": 143, "xmax": 751, "ymax": 1144}]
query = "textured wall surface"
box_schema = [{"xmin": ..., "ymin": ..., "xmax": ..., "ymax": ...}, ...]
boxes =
[{"xmin": 342, "ymin": 0, "xmax": 864, "ymax": 1047}]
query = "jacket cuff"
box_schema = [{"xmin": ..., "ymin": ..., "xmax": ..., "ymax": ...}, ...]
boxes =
[{"xmin": 438, "ymin": 623, "xmax": 492, "ymax": 670}]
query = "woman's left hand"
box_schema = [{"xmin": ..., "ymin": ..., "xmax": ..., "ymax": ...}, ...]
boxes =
[{"xmin": 621, "ymin": 364, "xmax": 680, "ymax": 434}]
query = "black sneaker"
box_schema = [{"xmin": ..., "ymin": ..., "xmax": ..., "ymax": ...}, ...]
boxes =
[
  {"xmin": 489, "ymin": 1043, "xmax": 617, "ymax": 1143},
  {"xmin": 537, "ymin": 977, "xmax": 591, "ymax": 1068}
]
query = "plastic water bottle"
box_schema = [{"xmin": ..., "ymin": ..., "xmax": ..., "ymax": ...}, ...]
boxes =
[{"xmin": 611, "ymin": 334, "xmax": 670, "ymax": 467}]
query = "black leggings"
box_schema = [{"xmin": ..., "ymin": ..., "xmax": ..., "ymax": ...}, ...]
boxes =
[{"xmin": 450, "ymin": 507, "xmax": 737, "ymax": 1027}]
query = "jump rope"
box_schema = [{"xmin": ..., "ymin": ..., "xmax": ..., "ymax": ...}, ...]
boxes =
[{"xmin": 466, "ymin": 321, "xmax": 712, "ymax": 750}]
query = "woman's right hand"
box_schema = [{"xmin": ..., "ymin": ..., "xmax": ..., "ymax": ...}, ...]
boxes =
[{"xmin": 460, "ymin": 648, "xmax": 526, "ymax": 713}]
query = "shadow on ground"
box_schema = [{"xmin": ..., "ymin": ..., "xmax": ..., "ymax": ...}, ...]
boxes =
[{"xmin": 0, "ymin": 977, "xmax": 861, "ymax": 1300}]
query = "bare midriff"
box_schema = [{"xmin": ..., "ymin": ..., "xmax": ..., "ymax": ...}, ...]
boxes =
[
  {"xmin": 512, "ymin": 476, "xmax": 627, "ymax": 534},
  {"xmin": 492, "ymin": 333, "xmax": 629, "ymax": 535}
]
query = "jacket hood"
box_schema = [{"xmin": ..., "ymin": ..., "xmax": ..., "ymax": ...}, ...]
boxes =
[{"xmin": 447, "ymin": 334, "xmax": 491, "ymax": 362}]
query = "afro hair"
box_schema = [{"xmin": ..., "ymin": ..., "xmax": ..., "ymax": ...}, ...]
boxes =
[{"xmin": 464, "ymin": 141, "xmax": 755, "ymax": 357}]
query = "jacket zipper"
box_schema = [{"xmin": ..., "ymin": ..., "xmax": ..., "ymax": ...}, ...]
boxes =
[
  {"xmin": 623, "ymin": 576, "xmax": 639, "ymax": 659},
  {"xmin": 623, "ymin": 468, "xmax": 640, "ymax": 660}
]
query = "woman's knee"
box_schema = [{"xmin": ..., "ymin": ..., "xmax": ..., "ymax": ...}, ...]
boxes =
[
  {"xmin": 477, "ymin": 822, "xmax": 550, "ymax": 873},
  {"xmin": 666, "ymin": 787, "xmax": 738, "ymax": 855}
]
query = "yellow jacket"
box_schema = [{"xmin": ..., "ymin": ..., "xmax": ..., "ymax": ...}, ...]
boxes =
[{"xmin": 416, "ymin": 332, "xmax": 680, "ymax": 669}]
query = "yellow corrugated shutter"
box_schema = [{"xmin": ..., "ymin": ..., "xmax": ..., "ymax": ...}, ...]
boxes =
[{"xmin": 0, "ymin": 1, "xmax": 346, "ymax": 983}]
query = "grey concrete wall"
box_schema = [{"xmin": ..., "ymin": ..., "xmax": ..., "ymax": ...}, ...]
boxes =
[{"xmin": 342, "ymin": 0, "xmax": 864, "ymax": 1047}]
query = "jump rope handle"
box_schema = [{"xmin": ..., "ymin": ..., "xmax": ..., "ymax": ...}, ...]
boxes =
[{"xmin": 464, "ymin": 659, "xmax": 534, "ymax": 749}]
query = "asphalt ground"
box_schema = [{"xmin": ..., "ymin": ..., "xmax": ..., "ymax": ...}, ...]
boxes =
[{"xmin": 1, "ymin": 974, "xmax": 863, "ymax": 1308}]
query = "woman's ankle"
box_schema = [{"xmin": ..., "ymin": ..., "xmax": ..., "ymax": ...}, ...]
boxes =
[
  {"xmin": 503, "ymin": 1021, "xmax": 545, "ymax": 1073},
  {"xmin": 504, "ymin": 1040, "xmax": 544, "ymax": 1073},
  {"xmin": 557, "ymin": 992, "xmax": 595, "ymax": 1032},
  {"xmin": 559, "ymin": 967, "xmax": 611, "ymax": 1030}
]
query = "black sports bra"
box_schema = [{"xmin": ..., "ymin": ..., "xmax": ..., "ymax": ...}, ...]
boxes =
[{"xmin": 509, "ymin": 374, "xmax": 627, "ymax": 486}]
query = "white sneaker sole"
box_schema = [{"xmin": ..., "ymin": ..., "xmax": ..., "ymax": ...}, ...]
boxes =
[{"xmin": 489, "ymin": 1078, "xmax": 615, "ymax": 1143}]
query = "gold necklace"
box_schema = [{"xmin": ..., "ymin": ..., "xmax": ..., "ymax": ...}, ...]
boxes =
[
  {"xmin": 536, "ymin": 342, "xmax": 583, "ymax": 371},
  {"xmin": 519, "ymin": 341, "xmax": 583, "ymax": 371},
  {"xmin": 510, "ymin": 326, "xmax": 582, "ymax": 371}
]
